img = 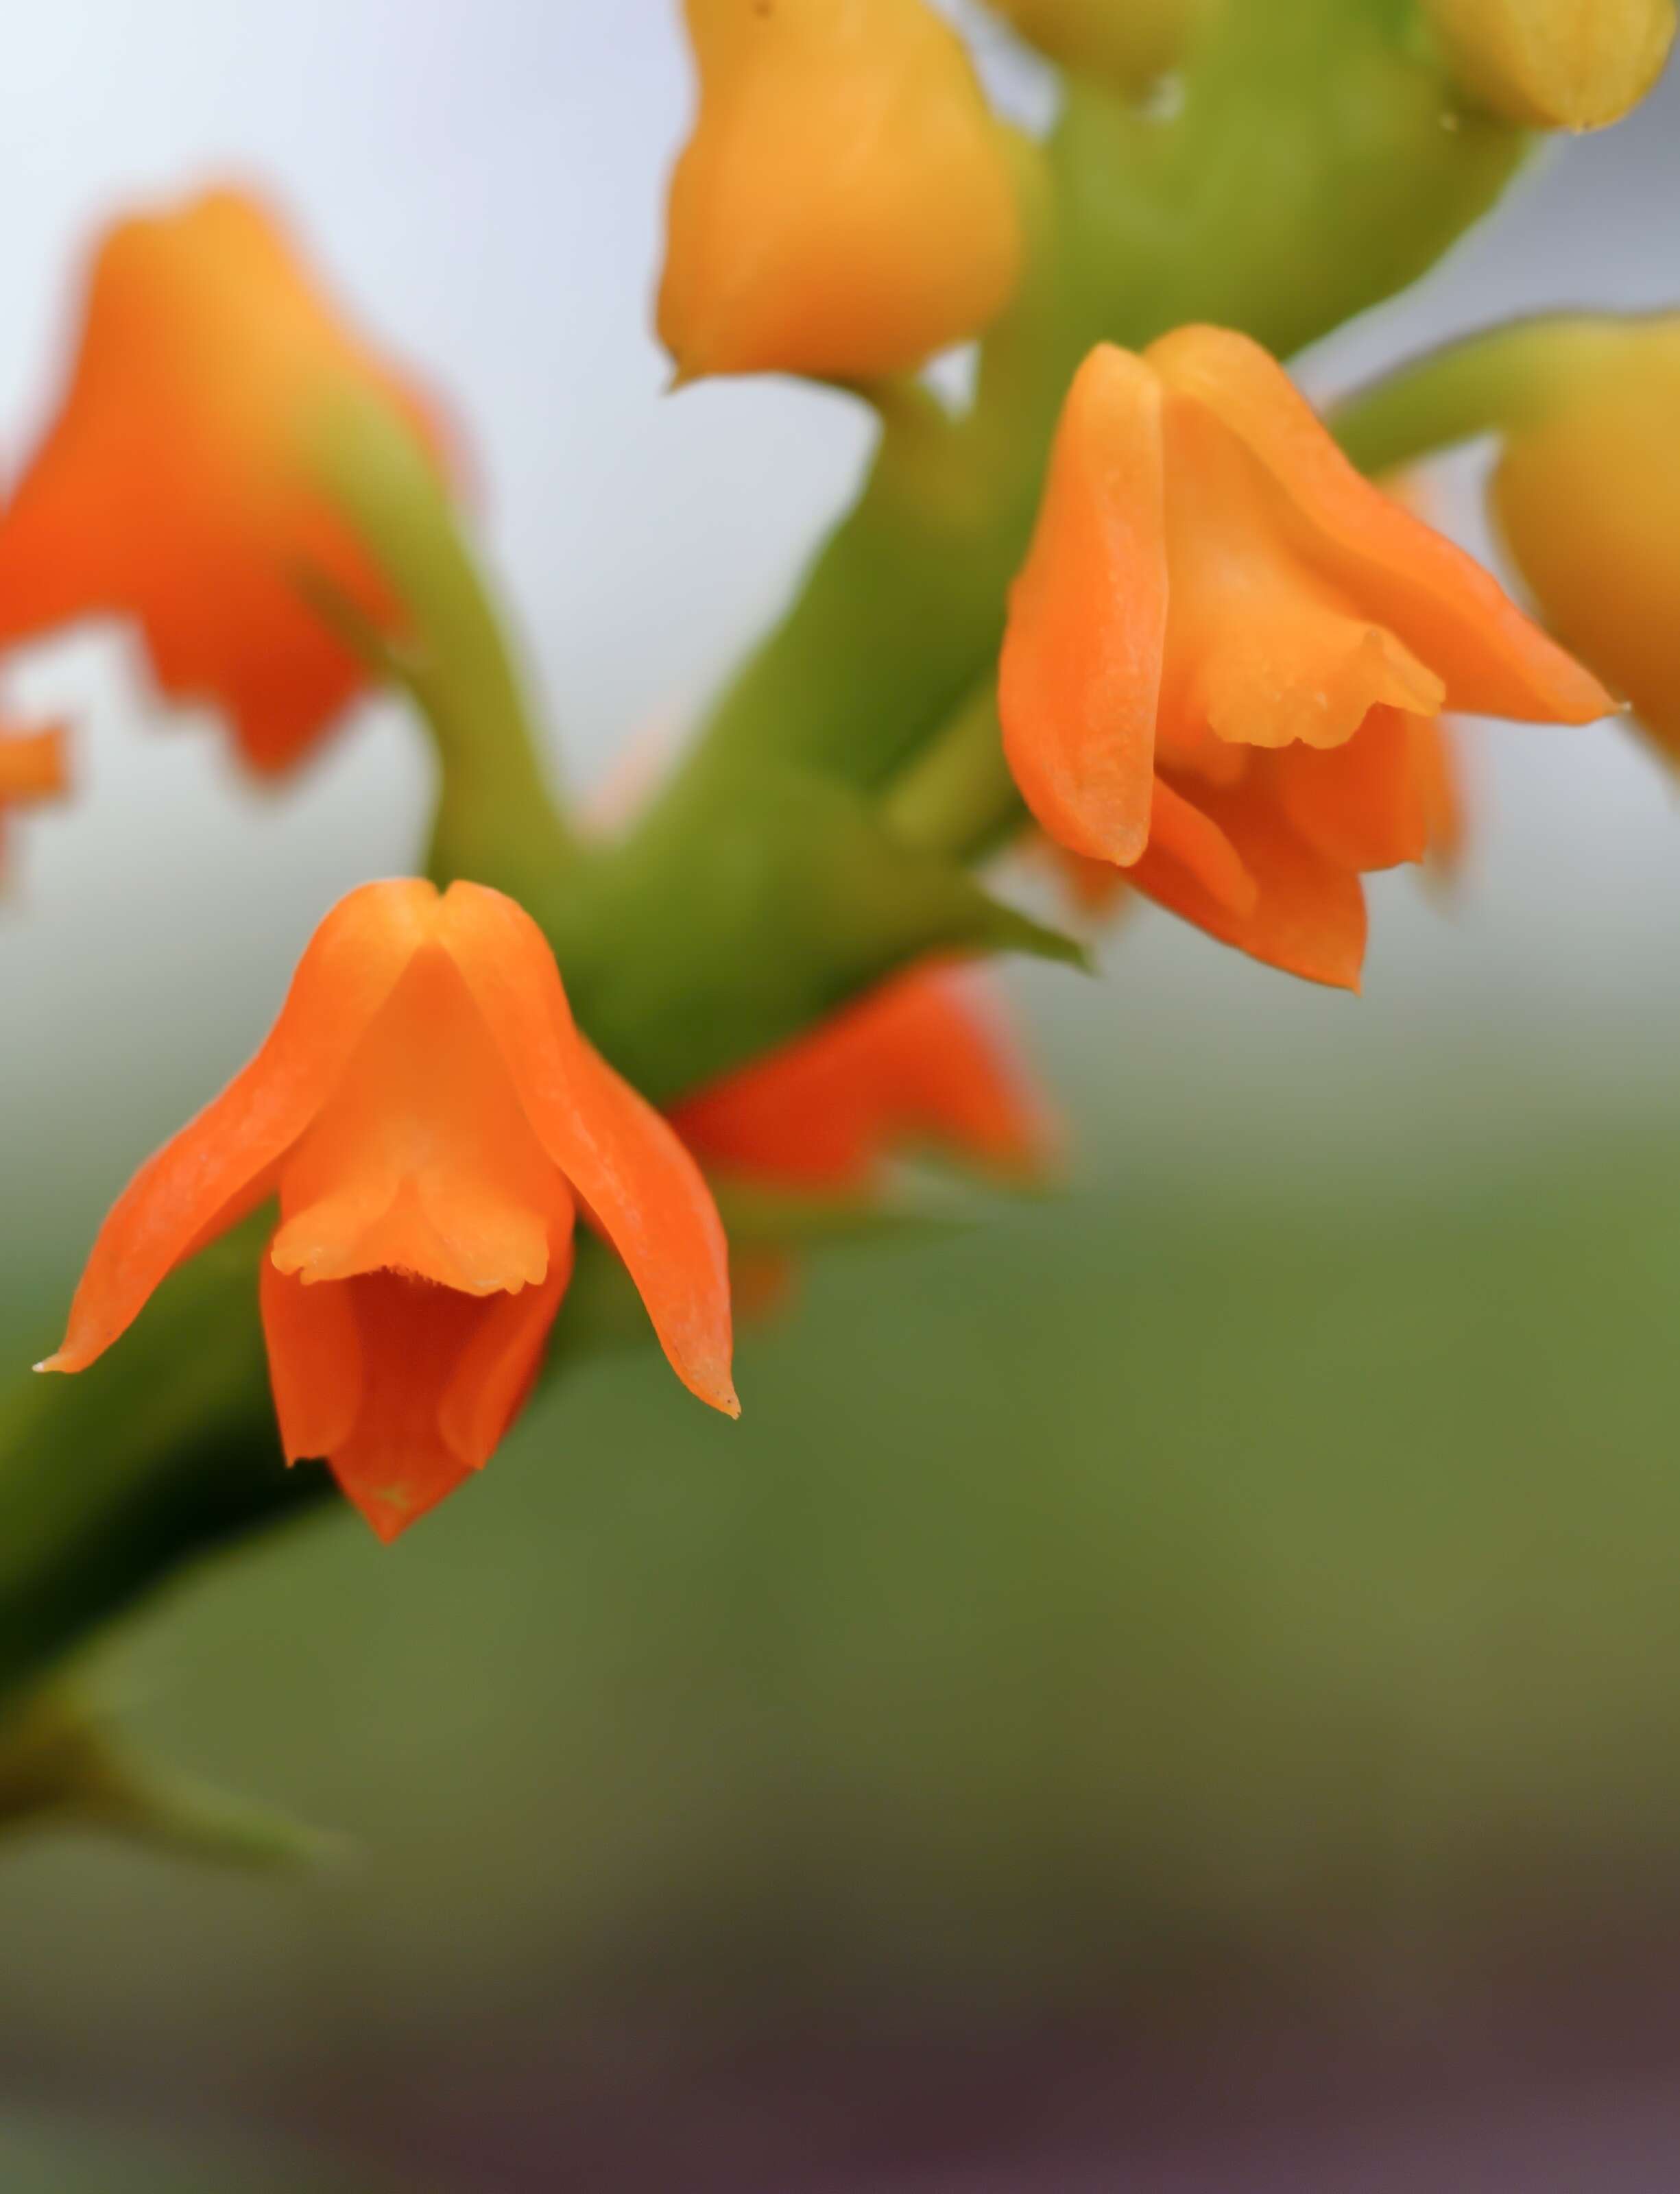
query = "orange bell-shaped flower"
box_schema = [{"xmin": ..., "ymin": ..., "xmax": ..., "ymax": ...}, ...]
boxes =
[
  {"xmin": 999, "ymin": 330, "xmax": 1607, "ymax": 986},
  {"xmin": 658, "ymin": 0, "xmax": 1024, "ymax": 384},
  {"xmin": 0, "ymin": 187, "xmax": 453, "ymax": 777},
  {"xmin": 671, "ymin": 960, "xmax": 1055, "ymax": 1194},
  {"xmin": 1488, "ymin": 316, "xmax": 1680, "ymax": 760},
  {"xmin": 0, "ymin": 721, "xmax": 68, "ymax": 885},
  {"xmin": 43, "ymin": 880, "xmax": 737, "ymax": 1540}
]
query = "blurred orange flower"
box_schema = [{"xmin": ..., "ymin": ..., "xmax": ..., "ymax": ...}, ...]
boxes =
[
  {"xmin": 672, "ymin": 960, "xmax": 1055, "ymax": 1321},
  {"xmin": 999, "ymin": 329, "xmax": 1607, "ymax": 987},
  {"xmin": 659, "ymin": 0, "xmax": 1024, "ymax": 383},
  {"xmin": 0, "ymin": 721, "xmax": 68, "ymax": 882},
  {"xmin": 672, "ymin": 959, "xmax": 1055, "ymax": 1195},
  {"xmin": 44, "ymin": 880, "xmax": 736, "ymax": 1539},
  {"xmin": 0, "ymin": 188, "xmax": 453, "ymax": 777}
]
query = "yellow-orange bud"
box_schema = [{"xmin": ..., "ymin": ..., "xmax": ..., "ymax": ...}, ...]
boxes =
[
  {"xmin": 988, "ymin": 0, "xmax": 1210, "ymax": 90},
  {"xmin": 1490, "ymin": 317, "xmax": 1680, "ymax": 756},
  {"xmin": 1421, "ymin": 0, "xmax": 1675, "ymax": 130},
  {"xmin": 658, "ymin": 0, "xmax": 1024, "ymax": 385}
]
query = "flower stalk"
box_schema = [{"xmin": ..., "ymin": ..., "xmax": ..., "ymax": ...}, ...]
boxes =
[{"xmin": 304, "ymin": 388, "xmax": 578, "ymax": 903}]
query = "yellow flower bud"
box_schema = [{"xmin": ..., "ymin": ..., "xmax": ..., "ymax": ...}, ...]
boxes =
[
  {"xmin": 1421, "ymin": 0, "xmax": 1675, "ymax": 130},
  {"xmin": 658, "ymin": 0, "xmax": 1025, "ymax": 384},
  {"xmin": 988, "ymin": 0, "xmax": 1211, "ymax": 90},
  {"xmin": 1490, "ymin": 318, "xmax": 1680, "ymax": 754}
]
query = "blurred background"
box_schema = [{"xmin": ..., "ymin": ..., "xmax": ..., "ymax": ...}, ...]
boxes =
[{"xmin": 5, "ymin": 5, "xmax": 1680, "ymax": 2188}]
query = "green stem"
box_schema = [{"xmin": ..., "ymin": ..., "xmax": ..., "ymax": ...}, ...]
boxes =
[
  {"xmin": 306, "ymin": 390, "xmax": 577, "ymax": 904},
  {"xmin": 1330, "ymin": 313, "xmax": 1621, "ymax": 474},
  {"xmin": 880, "ymin": 682, "xmax": 1024, "ymax": 861}
]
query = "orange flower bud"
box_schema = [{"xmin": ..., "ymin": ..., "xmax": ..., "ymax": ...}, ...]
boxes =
[
  {"xmin": 989, "ymin": 0, "xmax": 1210, "ymax": 89},
  {"xmin": 671, "ymin": 960, "xmax": 1056, "ymax": 1194},
  {"xmin": 658, "ymin": 0, "xmax": 1024, "ymax": 384},
  {"xmin": 43, "ymin": 880, "xmax": 736, "ymax": 1539},
  {"xmin": 0, "ymin": 721, "xmax": 68, "ymax": 883},
  {"xmin": 1489, "ymin": 317, "xmax": 1680, "ymax": 758},
  {"xmin": 1422, "ymin": 0, "xmax": 1675, "ymax": 130},
  {"xmin": 999, "ymin": 330, "xmax": 1606, "ymax": 985},
  {"xmin": 0, "ymin": 189, "xmax": 455, "ymax": 776}
]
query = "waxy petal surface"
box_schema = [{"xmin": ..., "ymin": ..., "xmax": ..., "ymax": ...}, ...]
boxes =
[
  {"xmin": 1148, "ymin": 326, "xmax": 1613, "ymax": 725},
  {"xmin": 999, "ymin": 343, "xmax": 1168, "ymax": 867},
  {"xmin": 45, "ymin": 879, "xmax": 435, "ymax": 1372},
  {"xmin": 437, "ymin": 884, "xmax": 738, "ymax": 1418}
]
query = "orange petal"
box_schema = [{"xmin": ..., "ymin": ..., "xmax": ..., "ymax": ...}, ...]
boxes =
[
  {"xmin": 1269, "ymin": 706, "xmax": 1434, "ymax": 873},
  {"xmin": 262, "ymin": 1245, "xmax": 571, "ymax": 1543},
  {"xmin": 1158, "ymin": 391, "xmax": 1448, "ymax": 756},
  {"xmin": 1131, "ymin": 776, "xmax": 1367, "ymax": 990},
  {"xmin": 272, "ymin": 1258, "xmax": 568, "ymax": 1542},
  {"xmin": 269, "ymin": 943, "xmax": 566, "ymax": 1298},
  {"xmin": 999, "ymin": 343, "xmax": 1168, "ymax": 867},
  {"xmin": 1146, "ymin": 777, "xmax": 1257, "ymax": 918},
  {"xmin": 436, "ymin": 882, "xmax": 738, "ymax": 1419},
  {"xmin": 0, "ymin": 188, "xmax": 455, "ymax": 775},
  {"xmin": 1413, "ymin": 714, "xmax": 1467, "ymax": 870},
  {"xmin": 672, "ymin": 959, "xmax": 1057, "ymax": 1192},
  {"xmin": 1148, "ymin": 325, "xmax": 1615, "ymax": 725},
  {"xmin": 0, "ymin": 723, "xmax": 69, "ymax": 806},
  {"xmin": 260, "ymin": 1246, "xmax": 363, "ymax": 1464},
  {"xmin": 438, "ymin": 1217, "xmax": 575, "ymax": 1470},
  {"xmin": 43, "ymin": 878, "xmax": 437, "ymax": 1374}
]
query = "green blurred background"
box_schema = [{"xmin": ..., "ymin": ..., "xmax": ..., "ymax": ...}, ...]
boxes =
[{"xmin": 5, "ymin": 6, "xmax": 1680, "ymax": 2189}]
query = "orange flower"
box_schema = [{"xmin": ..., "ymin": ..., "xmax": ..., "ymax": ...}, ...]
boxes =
[
  {"xmin": 0, "ymin": 187, "xmax": 453, "ymax": 776},
  {"xmin": 43, "ymin": 880, "xmax": 736, "ymax": 1540},
  {"xmin": 0, "ymin": 721, "xmax": 68, "ymax": 882},
  {"xmin": 671, "ymin": 960, "xmax": 1055, "ymax": 1195},
  {"xmin": 998, "ymin": 329, "xmax": 1608, "ymax": 987},
  {"xmin": 659, "ymin": 0, "xmax": 1024, "ymax": 384}
]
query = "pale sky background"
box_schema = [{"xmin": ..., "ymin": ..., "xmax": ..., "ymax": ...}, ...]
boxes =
[{"xmin": 3, "ymin": 4, "xmax": 1679, "ymax": 1241}]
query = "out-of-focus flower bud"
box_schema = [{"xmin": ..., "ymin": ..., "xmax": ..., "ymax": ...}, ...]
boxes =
[
  {"xmin": 1421, "ymin": 0, "xmax": 1675, "ymax": 130},
  {"xmin": 658, "ymin": 0, "xmax": 1025, "ymax": 384},
  {"xmin": 0, "ymin": 188, "xmax": 458, "ymax": 776},
  {"xmin": 43, "ymin": 879, "xmax": 738, "ymax": 1539},
  {"xmin": 0, "ymin": 721, "xmax": 67, "ymax": 888},
  {"xmin": 988, "ymin": 0, "xmax": 1210, "ymax": 91},
  {"xmin": 673, "ymin": 956, "xmax": 1056, "ymax": 1323},
  {"xmin": 999, "ymin": 330, "xmax": 1606, "ymax": 986},
  {"xmin": 1489, "ymin": 316, "xmax": 1680, "ymax": 756},
  {"xmin": 673, "ymin": 959, "xmax": 1056, "ymax": 1195}
]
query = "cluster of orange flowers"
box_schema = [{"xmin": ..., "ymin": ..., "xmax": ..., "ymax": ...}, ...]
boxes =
[{"xmin": 7, "ymin": 0, "xmax": 1677, "ymax": 1540}]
